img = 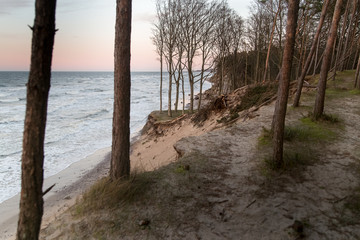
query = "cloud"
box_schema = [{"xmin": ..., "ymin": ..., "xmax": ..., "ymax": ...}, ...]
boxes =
[{"xmin": 0, "ymin": 0, "xmax": 32, "ymax": 14}]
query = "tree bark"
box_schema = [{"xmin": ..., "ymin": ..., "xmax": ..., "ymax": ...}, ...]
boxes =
[
  {"xmin": 313, "ymin": 0, "xmax": 344, "ymax": 119},
  {"xmin": 272, "ymin": 0, "xmax": 300, "ymax": 168},
  {"xmin": 16, "ymin": 1, "xmax": 57, "ymax": 239},
  {"xmin": 110, "ymin": 0, "xmax": 132, "ymax": 180},
  {"xmin": 293, "ymin": 0, "xmax": 330, "ymax": 107}
]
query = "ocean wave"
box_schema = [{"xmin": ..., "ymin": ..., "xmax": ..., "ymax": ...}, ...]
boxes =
[
  {"xmin": 79, "ymin": 108, "xmax": 110, "ymax": 120},
  {"xmin": 0, "ymin": 150, "xmax": 22, "ymax": 158},
  {"xmin": 0, "ymin": 98, "xmax": 21, "ymax": 103}
]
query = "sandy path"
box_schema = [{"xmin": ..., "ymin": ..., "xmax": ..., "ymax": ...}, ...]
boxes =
[{"xmin": 172, "ymin": 94, "xmax": 360, "ymax": 239}]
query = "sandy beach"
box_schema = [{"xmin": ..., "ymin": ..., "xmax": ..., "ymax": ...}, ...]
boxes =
[{"xmin": 0, "ymin": 147, "xmax": 111, "ymax": 240}]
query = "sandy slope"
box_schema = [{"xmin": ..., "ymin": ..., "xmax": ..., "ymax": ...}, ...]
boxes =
[
  {"xmin": 39, "ymin": 75, "xmax": 360, "ymax": 239},
  {"xmin": 2, "ymin": 75, "xmax": 359, "ymax": 239}
]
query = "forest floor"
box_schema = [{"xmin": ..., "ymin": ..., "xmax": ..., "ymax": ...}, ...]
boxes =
[{"xmin": 40, "ymin": 71, "xmax": 360, "ymax": 240}]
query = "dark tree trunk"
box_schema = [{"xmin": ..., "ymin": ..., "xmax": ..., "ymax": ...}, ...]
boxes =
[
  {"xmin": 355, "ymin": 54, "xmax": 360, "ymax": 89},
  {"xmin": 16, "ymin": 0, "xmax": 57, "ymax": 239},
  {"xmin": 272, "ymin": 0, "xmax": 300, "ymax": 168},
  {"xmin": 332, "ymin": 0, "xmax": 350, "ymax": 78},
  {"xmin": 340, "ymin": 0, "xmax": 358, "ymax": 71},
  {"xmin": 313, "ymin": 36, "xmax": 320, "ymax": 76},
  {"xmin": 110, "ymin": 0, "xmax": 132, "ymax": 180},
  {"xmin": 293, "ymin": 0, "xmax": 330, "ymax": 107},
  {"xmin": 314, "ymin": 0, "xmax": 344, "ymax": 119}
]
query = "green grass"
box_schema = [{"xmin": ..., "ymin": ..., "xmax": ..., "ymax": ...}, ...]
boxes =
[
  {"xmin": 151, "ymin": 110, "xmax": 191, "ymax": 122},
  {"xmin": 258, "ymin": 116, "xmax": 338, "ymax": 147},
  {"xmin": 263, "ymin": 148, "xmax": 314, "ymax": 172},
  {"xmin": 257, "ymin": 115, "xmax": 340, "ymax": 175},
  {"xmin": 349, "ymin": 89, "xmax": 360, "ymax": 95},
  {"xmin": 74, "ymin": 171, "xmax": 160, "ymax": 216}
]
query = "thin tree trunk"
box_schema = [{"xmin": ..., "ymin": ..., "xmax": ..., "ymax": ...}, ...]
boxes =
[
  {"xmin": 355, "ymin": 54, "xmax": 360, "ymax": 88},
  {"xmin": 263, "ymin": 0, "xmax": 281, "ymax": 83},
  {"xmin": 245, "ymin": 49, "xmax": 248, "ymax": 85},
  {"xmin": 340, "ymin": 0, "xmax": 357, "ymax": 71},
  {"xmin": 182, "ymin": 71, "xmax": 185, "ymax": 114},
  {"xmin": 168, "ymin": 62, "xmax": 173, "ymax": 117},
  {"xmin": 313, "ymin": 36, "xmax": 320, "ymax": 75},
  {"xmin": 160, "ymin": 53, "xmax": 163, "ymax": 113},
  {"xmin": 314, "ymin": 0, "xmax": 344, "ymax": 119},
  {"xmin": 353, "ymin": 43, "xmax": 360, "ymax": 69},
  {"xmin": 17, "ymin": 0, "xmax": 57, "ymax": 239},
  {"xmin": 272, "ymin": 0, "xmax": 300, "ymax": 167},
  {"xmin": 332, "ymin": 0, "xmax": 350, "ymax": 78},
  {"xmin": 293, "ymin": 0, "xmax": 330, "ymax": 107},
  {"xmin": 110, "ymin": 0, "xmax": 132, "ymax": 180},
  {"xmin": 297, "ymin": 13, "xmax": 309, "ymax": 80}
]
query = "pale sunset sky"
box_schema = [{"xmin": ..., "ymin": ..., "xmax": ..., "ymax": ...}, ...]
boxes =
[{"xmin": 0, "ymin": 0, "xmax": 251, "ymax": 71}]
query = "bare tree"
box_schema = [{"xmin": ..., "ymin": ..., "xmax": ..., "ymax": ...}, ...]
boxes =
[
  {"xmin": 313, "ymin": 0, "xmax": 344, "ymax": 119},
  {"xmin": 110, "ymin": 0, "xmax": 132, "ymax": 180},
  {"xmin": 272, "ymin": 0, "xmax": 300, "ymax": 167},
  {"xmin": 152, "ymin": 5, "xmax": 165, "ymax": 113},
  {"xmin": 197, "ymin": 1, "xmax": 220, "ymax": 110},
  {"xmin": 263, "ymin": 0, "xmax": 281, "ymax": 82},
  {"xmin": 16, "ymin": 0, "xmax": 57, "ymax": 239}
]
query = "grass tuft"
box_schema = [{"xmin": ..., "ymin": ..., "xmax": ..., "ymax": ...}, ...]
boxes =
[
  {"xmin": 151, "ymin": 110, "xmax": 191, "ymax": 122},
  {"xmin": 75, "ymin": 172, "xmax": 159, "ymax": 216},
  {"xmin": 263, "ymin": 147, "xmax": 314, "ymax": 172}
]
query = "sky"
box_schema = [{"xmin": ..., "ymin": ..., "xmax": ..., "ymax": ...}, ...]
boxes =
[{"xmin": 0, "ymin": 0, "xmax": 251, "ymax": 71}]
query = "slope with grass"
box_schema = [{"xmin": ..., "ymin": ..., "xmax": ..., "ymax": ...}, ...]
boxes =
[{"xmin": 40, "ymin": 71, "xmax": 360, "ymax": 239}]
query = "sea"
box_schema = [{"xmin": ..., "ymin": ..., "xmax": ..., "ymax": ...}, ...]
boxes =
[{"xmin": 0, "ymin": 71, "xmax": 211, "ymax": 203}]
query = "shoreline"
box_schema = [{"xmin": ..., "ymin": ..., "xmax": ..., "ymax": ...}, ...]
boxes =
[
  {"xmin": 0, "ymin": 147, "xmax": 111, "ymax": 240},
  {"xmin": 0, "ymin": 82, "xmax": 214, "ymax": 239}
]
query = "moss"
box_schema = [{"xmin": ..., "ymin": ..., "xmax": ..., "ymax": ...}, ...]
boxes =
[{"xmin": 299, "ymin": 117, "xmax": 338, "ymax": 141}]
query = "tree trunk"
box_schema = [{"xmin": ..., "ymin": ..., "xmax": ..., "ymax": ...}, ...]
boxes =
[
  {"xmin": 313, "ymin": 36, "xmax": 320, "ymax": 75},
  {"xmin": 182, "ymin": 71, "xmax": 185, "ymax": 114},
  {"xmin": 263, "ymin": 1, "xmax": 281, "ymax": 83},
  {"xmin": 110, "ymin": 0, "xmax": 132, "ymax": 180},
  {"xmin": 175, "ymin": 69, "xmax": 180, "ymax": 113},
  {"xmin": 168, "ymin": 61, "xmax": 173, "ymax": 117},
  {"xmin": 293, "ymin": 0, "xmax": 330, "ymax": 107},
  {"xmin": 313, "ymin": 0, "xmax": 344, "ymax": 119},
  {"xmin": 16, "ymin": 1, "xmax": 57, "ymax": 239},
  {"xmin": 332, "ymin": 0, "xmax": 350, "ymax": 79},
  {"xmin": 340, "ymin": 0, "xmax": 357, "ymax": 71},
  {"xmin": 245, "ymin": 49, "xmax": 248, "ymax": 85},
  {"xmin": 355, "ymin": 54, "xmax": 360, "ymax": 89},
  {"xmin": 160, "ymin": 52, "xmax": 163, "ymax": 113},
  {"xmin": 272, "ymin": 0, "xmax": 300, "ymax": 168}
]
